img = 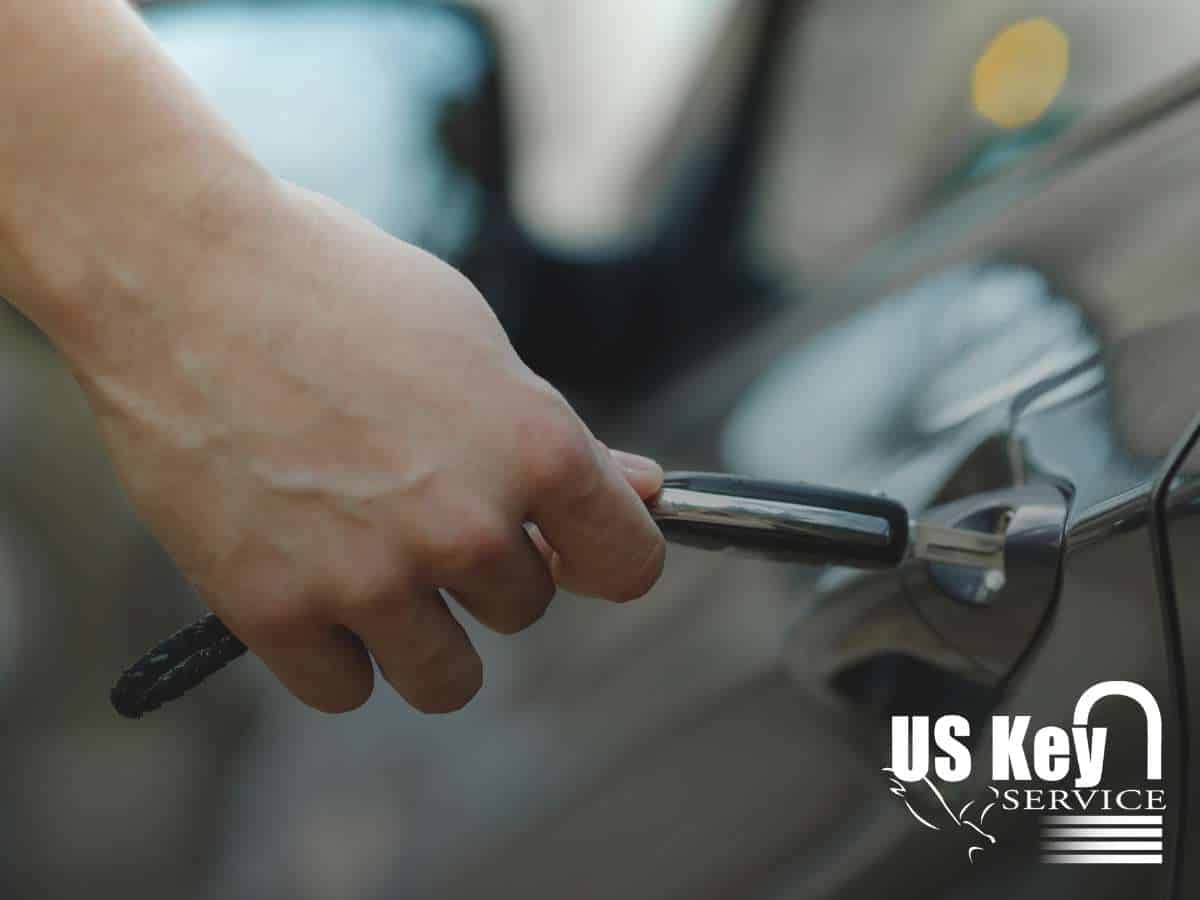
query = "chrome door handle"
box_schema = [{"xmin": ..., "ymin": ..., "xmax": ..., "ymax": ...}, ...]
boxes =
[{"xmin": 787, "ymin": 483, "xmax": 1067, "ymax": 699}]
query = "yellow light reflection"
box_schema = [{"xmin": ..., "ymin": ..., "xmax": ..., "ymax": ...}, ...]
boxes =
[{"xmin": 972, "ymin": 18, "xmax": 1069, "ymax": 129}]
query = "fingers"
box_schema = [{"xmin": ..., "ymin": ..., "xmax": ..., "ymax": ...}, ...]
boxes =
[
  {"xmin": 222, "ymin": 429, "xmax": 662, "ymax": 717},
  {"xmin": 242, "ymin": 619, "xmax": 375, "ymax": 714},
  {"xmin": 528, "ymin": 430, "xmax": 666, "ymax": 602},
  {"xmin": 608, "ymin": 448, "xmax": 665, "ymax": 500},
  {"xmin": 439, "ymin": 526, "xmax": 556, "ymax": 635},
  {"xmin": 228, "ymin": 519, "xmax": 555, "ymax": 717},
  {"xmin": 342, "ymin": 583, "xmax": 483, "ymax": 714}
]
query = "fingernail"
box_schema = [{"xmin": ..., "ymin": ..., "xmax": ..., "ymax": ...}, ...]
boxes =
[{"xmin": 611, "ymin": 449, "xmax": 662, "ymax": 476}]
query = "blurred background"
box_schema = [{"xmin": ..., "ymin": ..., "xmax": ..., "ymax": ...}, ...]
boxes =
[{"xmin": 4, "ymin": 1, "xmax": 1200, "ymax": 898}]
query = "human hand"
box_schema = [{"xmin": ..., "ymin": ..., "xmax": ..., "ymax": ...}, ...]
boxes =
[{"xmin": 65, "ymin": 175, "xmax": 666, "ymax": 714}]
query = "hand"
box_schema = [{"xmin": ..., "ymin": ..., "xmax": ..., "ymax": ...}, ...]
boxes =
[{"xmin": 67, "ymin": 175, "xmax": 667, "ymax": 714}]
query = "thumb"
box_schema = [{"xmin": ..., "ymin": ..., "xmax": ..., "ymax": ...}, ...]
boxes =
[{"xmin": 608, "ymin": 448, "xmax": 664, "ymax": 500}]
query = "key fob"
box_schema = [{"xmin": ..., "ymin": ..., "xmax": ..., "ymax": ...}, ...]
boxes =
[{"xmin": 649, "ymin": 472, "xmax": 909, "ymax": 568}]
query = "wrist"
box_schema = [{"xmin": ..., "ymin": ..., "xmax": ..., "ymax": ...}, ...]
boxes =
[
  {"xmin": 0, "ymin": 0, "xmax": 280, "ymax": 368},
  {"xmin": 4, "ymin": 149, "xmax": 279, "ymax": 369}
]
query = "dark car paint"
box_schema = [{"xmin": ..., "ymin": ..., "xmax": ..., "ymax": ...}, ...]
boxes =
[
  {"xmin": 433, "ymin": 54, "xmax": 1200, "ymax": 893},
  {"xmin": 599, "ymin": 56, "xmax": 1200, "ymax": 900}
]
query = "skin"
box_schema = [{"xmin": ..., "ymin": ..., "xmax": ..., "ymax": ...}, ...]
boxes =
[{"xmin": 0, "ymin": 1, "xmax": 666, "ymax": 714}]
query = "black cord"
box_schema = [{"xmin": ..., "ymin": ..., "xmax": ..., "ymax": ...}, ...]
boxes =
[{"xmin": 110, "ymin": 612, "xmax": 247, "ymax": 719}]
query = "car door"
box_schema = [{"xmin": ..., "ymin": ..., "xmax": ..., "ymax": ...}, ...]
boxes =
[
  {"xmin": 729, "ymin": 62, "xmax": 1200, "ymax": 898},
  {"xmin": 432, "ymin": 61, "xmax": 1200, "ymax": 900}
]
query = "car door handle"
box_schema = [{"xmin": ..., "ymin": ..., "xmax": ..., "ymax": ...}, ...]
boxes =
[{"xmin": 786, "ymin": 483, "xmax": 1068, "ymax": 707}]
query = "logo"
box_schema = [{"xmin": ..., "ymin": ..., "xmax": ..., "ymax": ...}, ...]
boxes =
[{"xmin": 885, "ymin": 681, "xmax": 1165, "ymax": 864}]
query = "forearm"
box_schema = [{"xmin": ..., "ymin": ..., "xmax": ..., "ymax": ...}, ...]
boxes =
[
  {"xmin": 0, "ymin": 4, "xmax": 669, "ymax": 721},
  {"xmin": 0, "ymin": 0, "xmax": 271, "ymax": 361}
]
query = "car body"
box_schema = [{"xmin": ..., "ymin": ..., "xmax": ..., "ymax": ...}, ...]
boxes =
[
  {"xmin": 619, "ymin": 48, "xmax": 1200, "ymax": 900},
  {"xmin": 4, "ymin": 4, "xmax": 1200, "ymax": 900}
]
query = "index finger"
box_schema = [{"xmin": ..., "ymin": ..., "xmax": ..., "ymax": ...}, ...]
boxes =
[{"xmin": 529, "ymin": 434, "xmax": 666, "ymax": 602}]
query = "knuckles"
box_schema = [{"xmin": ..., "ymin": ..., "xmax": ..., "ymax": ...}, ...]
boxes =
[
  {"xmin": 229, "ymin": 589, "xmax": 317, "ymax": 643},
  {"xmin": 328, "ymin": 555, "xmax": 408, "ymax": 621},
  {"xmin": 515, "ymin": 405, "xmax": 599, "ymax": 498},
  {"xmin": 421, "ymin": 510, "xmax": 514, "ymax": 577},
  {"xmin": 227, "ymin": 547, "xmax": 405, "ymax": 633}
]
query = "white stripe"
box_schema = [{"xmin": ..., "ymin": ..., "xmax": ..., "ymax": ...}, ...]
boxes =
[
  {"xmin": 1041, "ymin": 815, "xmax": 1163, "ymax": 825},
  {"xmin": 1042, "ymin": 854, "xmax": 1162, "ymax": 864},
  {"xmin": 1041, "ymin": 841, "xmax": 1162, "ymax": 851},
  {"xmin": 1041, "ymin": 828, "xmax": 1163, "ymax": 838}
]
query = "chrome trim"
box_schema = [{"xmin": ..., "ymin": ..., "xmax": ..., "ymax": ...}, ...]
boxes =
[
  {"xmin": 648, "ymin": 487, "xmax": 891, "ymax": 546},
  {"xmin": 787, "ymin": 483, "xmax": 1066, "ymax": 695},
  {"xmin": 910, "ymin": 521, "xmax": 1006, "ymax": 572}
]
